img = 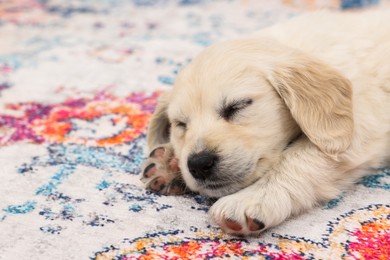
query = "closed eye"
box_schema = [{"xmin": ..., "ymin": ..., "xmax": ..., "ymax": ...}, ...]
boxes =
[
  {"xmin": 220, "ymin": 98, "xmax": 253, "ymax": 121},
  {"xmin": 174, "ymin": 120, "xmax": 187, "ymax": 129}
]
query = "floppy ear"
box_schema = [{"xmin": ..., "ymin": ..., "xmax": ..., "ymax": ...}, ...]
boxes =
[
  {"xmin": 147, "ymin": 91, "xmax": 171, "ymax": 149},
  {"xmin": 267, "ymin": 53, "xmax": 354, "ymax": 159}
]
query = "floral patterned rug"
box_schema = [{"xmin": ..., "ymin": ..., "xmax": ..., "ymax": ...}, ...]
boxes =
[{"xmin": 0, "ymin": 0, "xmax": 389, "ymax": 259}]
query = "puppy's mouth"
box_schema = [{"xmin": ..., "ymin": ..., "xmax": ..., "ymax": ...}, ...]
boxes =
[
  {"xmin": 195, "ymin": 179, "xmax": 245, "ymax": 198},
  {"xmin": 203, "ymin": 181, "xmax": 229, "ymax": 190},
  {"xmin": 199, "ymin": 184, "xmax": 240, "ymax": 198}
]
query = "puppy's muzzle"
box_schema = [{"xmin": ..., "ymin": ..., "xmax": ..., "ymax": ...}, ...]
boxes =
[{"xmin": 187, "ymin": 151, "xmax": 219, "ymax": 180}]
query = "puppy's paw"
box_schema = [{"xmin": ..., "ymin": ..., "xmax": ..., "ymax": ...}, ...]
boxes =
[
  {"xmin": 140, "ymin": 143, "xmax": 187, "ymax": 195},
  {"xmin": 209, "ymin": 195, "xmax": 267, "ymax": 236},
  {"xmin": 209, "ymin": 185, "xmax": 291, "ymax": 236}
]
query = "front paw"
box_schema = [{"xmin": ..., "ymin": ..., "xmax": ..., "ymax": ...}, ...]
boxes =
[
  {"xmin": 209, "ymin": 186, "xmax": 292, "ymax": 236},
  {"xmin": 140, "ymin": 143, "xmax": 188, "ymax": 195}
]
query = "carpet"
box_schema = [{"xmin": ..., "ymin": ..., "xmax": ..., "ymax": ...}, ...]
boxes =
[{"xmin": 0, "ymin": 0, "xmax": 389, "ymax": 259}]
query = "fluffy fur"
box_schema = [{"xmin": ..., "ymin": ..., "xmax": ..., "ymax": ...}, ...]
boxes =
[{"xmin": 146, "ymin": 11, "xmax": 390, "ymax": 235}]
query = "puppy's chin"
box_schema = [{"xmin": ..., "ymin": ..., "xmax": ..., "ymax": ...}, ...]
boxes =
[
  {"xmin": 196, "ymin": 184, "xmax": 244, "ymax": 198},
  {"xmin": 181, "ymin": 170, "xmax": 253, "ymax": 198}
]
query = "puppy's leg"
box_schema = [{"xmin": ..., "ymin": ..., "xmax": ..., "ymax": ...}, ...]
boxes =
[
  {"xmin": 209, "ymin": 139, "xmax": 345, "ymax": 236},
  {"xmin": 140, "ymin": 143, "xmax": 188, "ymax": 195}
]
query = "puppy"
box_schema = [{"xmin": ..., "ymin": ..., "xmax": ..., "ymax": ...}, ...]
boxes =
[{"xmin": 141, "ymin": 11, "xmax": 390, "ymax": 236}]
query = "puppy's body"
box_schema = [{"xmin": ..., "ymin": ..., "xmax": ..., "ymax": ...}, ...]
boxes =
[
  {"xmin": 143, "ymin": 11, "xmax": 390, "ymax": 235},
  {"xmin": 259, "ymin": 11, "xmax": 390, "ymax": 172}
]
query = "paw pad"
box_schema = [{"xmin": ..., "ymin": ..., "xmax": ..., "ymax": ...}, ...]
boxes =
[
  {"xmin": 221, "ymin": 215, "xmax": 265, "ymax": 235},
  {"xmin": 246, "ymin": 217, "xmax": 265, "ymax": 232},
  {"xmin": 149, "ymin": 176, "xmax": 166, "ymax": 192},
  {"xmin": 149, "ymin": 147, "xmax": 166, "ymax": 158},
  {"xmin": 224, "ymin": 219, "xmax": 243, "ymax": 232},
  {"xmin": 140, "ymin": 144, "xmax": 187, "ymax": 195},
  {"xmin": 143, "ymin": 163, "xmax": 156, "ymax": 178}
]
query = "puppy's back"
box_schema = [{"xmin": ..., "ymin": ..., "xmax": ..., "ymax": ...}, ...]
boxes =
[{"xmin": 257, "ymin": 11, "xmax": 390, "ymax": 167}]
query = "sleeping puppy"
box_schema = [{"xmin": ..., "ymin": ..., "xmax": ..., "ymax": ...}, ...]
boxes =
[{"xmin": 141, "ymin": 11, "xmax": 390, "ymax": 236}]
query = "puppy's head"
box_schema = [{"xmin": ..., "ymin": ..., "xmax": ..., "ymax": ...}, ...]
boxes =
[{"xmin": 148, "ymin": 38, "xmax": 353, "ymax": 197}]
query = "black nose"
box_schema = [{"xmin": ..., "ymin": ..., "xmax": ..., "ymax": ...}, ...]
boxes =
[{"xmin": 187, "ymin": 151, "xmax": 218, "ymax": 180}]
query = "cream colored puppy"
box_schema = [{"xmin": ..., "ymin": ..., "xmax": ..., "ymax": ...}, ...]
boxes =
[{"xmin": 141, "ymin": 11, "xmax": 390, "ymax": 236}]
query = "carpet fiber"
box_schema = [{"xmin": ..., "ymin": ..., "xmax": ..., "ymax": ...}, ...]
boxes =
[{"xmin": 0, "ymin": 0, "xmax": 389, "ymax": 259}]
